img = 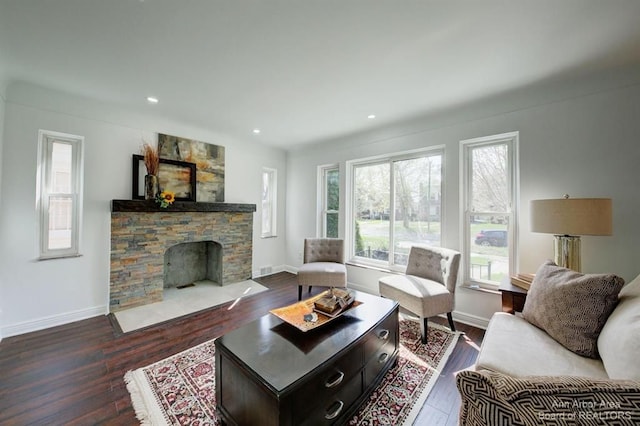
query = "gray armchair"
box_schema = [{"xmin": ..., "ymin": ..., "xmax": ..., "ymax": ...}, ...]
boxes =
[
  {"xmin": 378, "ymin": 245, "xmax": 461, "ymax": 343},
  {"xmin": 297, "ymin": 238, "xmax": 347, "ymax": 300}
]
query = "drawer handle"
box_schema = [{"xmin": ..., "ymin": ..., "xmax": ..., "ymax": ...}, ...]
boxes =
[
  {"xmin": 325, "ymin": 371, "xmax": 345, "ymax": 388},
  {"xmin": 325, "ymin": 400, "xmax": 344, "ymax": 420},
  {"xmin": 378, "ymin": 353, "xmax": 389, "ymax": 364},
  {"xmin": 378, "ymin": 329, "xmax": 390, "ymax": 340}
]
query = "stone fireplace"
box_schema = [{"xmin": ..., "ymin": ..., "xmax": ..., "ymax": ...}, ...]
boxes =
[{"xmin": 109, "ymin": 200, "xmax": 256, "ymax": 312}]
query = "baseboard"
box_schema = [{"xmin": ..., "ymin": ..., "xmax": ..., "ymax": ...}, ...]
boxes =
[
  {"xmin": 0, "ymin": 305, "xmax": 108, "ymax": 338},
  {"xmin": 346, "ymin": 281, "xmax": 377, "ymax": 295},
  {"xmin": 449, "ymin": 310, "xmax": 489, "ymax": 330},
  {"xmin": 252, "ymin": 264, "xmax": 294, "ymax": 278},
  {"xmin": 282, "ymin": 264, "xmax": 298, "ymax": 274}
]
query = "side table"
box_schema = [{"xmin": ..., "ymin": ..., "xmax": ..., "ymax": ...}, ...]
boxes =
[{"xmin": 499, "ymin": 279, "xmax": 528, "ymax": 314}]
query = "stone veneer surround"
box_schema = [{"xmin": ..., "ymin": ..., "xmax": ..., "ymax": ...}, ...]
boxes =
[{"xmin": 110, "ymin": 200, "xmax": 256, "ymax": 312}]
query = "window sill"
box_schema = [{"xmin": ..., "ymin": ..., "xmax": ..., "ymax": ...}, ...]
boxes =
[
  {"xmin": 37, "ymin": 253, "xmax": 83, "ymax": 261},
  {"xmin": 345, "ymin": 261, "xmax": 404, "ymax": 275},
  {"xmin": 460, "ymin": 284, "xmax": 501, "ymax": 295}
]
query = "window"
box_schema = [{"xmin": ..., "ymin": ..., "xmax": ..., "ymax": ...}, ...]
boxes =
[
  {"xmin": 261, "ymin": 167, "xmax": 277, "ymax": 238},
  {"xmin": 461, "ymin": 132, "xmax": 519, "ymax": 288},
  {"xmin": 319, "ymin": 165, "xmax": 339, "ymax": 238},
  {"xmin": 36, "ymin": 130, "xmax": 84, "ymax": 259},
  {"xmin": 347, "ymin": 148, "xmax": 443, "ymax": 269}
]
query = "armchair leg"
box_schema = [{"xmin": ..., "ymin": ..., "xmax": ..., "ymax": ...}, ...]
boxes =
[
  {"xmin": 447, "ymin": 312, "xmax": 456, "ymax": 332},
  {"xmin": 420, "ymin": 317, "xmax": 428, "ymax": 344},
  {"xmin": 298, "ymin": 285, "xmax": 302, "ymax": 301}
]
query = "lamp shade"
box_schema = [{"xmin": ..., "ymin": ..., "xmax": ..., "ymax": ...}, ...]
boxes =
[{"xmin": 530, "ymin": 198, "xmax": 612, "ymax": 236}]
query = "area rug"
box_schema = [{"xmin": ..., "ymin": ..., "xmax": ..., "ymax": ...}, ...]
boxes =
[{"xmin": 124, "ymin": 319, "xmax": 459, "ymax": 425}]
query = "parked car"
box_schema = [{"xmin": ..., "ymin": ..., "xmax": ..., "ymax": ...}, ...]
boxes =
[{"xmin": 474, "ymin": 229, "xmax": 507, "ymax": 247}]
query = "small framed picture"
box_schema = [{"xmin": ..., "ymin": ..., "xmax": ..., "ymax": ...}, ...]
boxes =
[{"xmin": 132, "ymin": 154, "xmax": 197, "ymax": 201}]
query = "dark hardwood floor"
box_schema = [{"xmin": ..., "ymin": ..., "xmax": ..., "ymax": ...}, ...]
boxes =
[{"xmin": 0, "ymin": 272, "xmax": 484, "ymax": 425}]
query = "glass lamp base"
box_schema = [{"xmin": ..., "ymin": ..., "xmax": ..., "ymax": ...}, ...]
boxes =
[{"xmin": 553, "ymin": 235, "xmax": 581, "ymax": 272}]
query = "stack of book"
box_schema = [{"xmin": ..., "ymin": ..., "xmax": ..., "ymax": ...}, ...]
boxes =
[
  {"xmin": 510, "ymin": 273, "xmax": 535, "ymax": 290},
  {"xmin": 314, "ymin": 288, "xmax": 355, "ymax": 317}
]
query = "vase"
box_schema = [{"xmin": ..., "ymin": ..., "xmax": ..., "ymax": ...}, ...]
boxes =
[{"xmin": 145, "ymin": 174, "xmax": 159, "ymax": 200}]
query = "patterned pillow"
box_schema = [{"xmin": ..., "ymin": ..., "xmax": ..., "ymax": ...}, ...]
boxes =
[{"xmin": 522, "ymin": 260, "xmax": 624, "ymax": 358}]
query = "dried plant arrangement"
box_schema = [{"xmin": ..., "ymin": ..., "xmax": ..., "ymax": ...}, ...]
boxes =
[{"xmin": 141, "ymin": 142, "xmax": 159, "ymax": 176}]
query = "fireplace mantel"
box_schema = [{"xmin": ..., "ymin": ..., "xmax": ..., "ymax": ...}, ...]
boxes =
[{"xmin": 111, "ymin": 199, "xmax": 256, "ymax": 213}]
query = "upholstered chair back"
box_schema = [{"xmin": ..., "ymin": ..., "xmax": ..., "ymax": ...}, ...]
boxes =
[
  {"xmin": 405, "ymin": 246, "xmax": 461, "ymax": 293},
  {"xmin": 303, "ymin": 238, "xmax": 345, "ymax": 264}
]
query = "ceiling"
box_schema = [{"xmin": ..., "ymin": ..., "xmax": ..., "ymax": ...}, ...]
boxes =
[{"xmin": 1, "ymin": 1, "xmax": 640, "ymax": 150}]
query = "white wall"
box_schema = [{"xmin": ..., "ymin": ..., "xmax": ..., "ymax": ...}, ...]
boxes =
[
  {"xmin": 0, "ymin": 83, "xmax": 6, "ymax": 339},
  {"xmin": 0, "ymin": 82, "xmax": 287, "ymax": 337},
  {"xmin": 286, "ymin": 81, "xmax": 640, "ymax": 328}
]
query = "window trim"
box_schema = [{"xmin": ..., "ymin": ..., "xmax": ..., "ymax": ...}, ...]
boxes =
[
  {"xmin": 345, "ymin": 146, "xmax": 445, "ymax": 271},
  {"xmin": 36, "ymin": 129, "xmax": 84, "ymax": 260},
  {"xmin": 261, "ymin": 167, "xmax": 277, "ymax": 238},
  {"xmin": 460, "ymin": 131, "xmax": 519, "ymax": 289}
]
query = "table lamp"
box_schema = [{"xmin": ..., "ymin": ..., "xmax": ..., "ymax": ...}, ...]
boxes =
[{"xmin": 530, "ymin": 195, "xmax": 612, "ymax": 272}]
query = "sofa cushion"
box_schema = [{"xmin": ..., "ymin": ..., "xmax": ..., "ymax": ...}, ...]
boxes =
[
  {"xmin": 598, "ymin": 274, "xmax": 640, "ymax": 380},
  {"xmin": 522, "ymin": 260, "xmax": 624, "ymax": 358},
  {"xmin": 476, "ymin": 312, "xmax": 608, "ymax": 379}
]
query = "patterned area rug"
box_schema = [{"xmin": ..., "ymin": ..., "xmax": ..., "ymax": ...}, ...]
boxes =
[{"xmin": 124, "ymin": 319, "xmax": 459, "ymax": 425}]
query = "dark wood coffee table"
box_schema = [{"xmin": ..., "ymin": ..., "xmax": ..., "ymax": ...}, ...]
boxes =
[{"xmin": 215, "ymin": 290, "xmax": 399, "ymax": 426}]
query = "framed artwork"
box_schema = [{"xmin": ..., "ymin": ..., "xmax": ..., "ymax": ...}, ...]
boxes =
[
  {"xmin": 158, "ymin": 134, "xmax": 225, "ymax": 202},
  {"xmin": 132, "ymin": 154, "xmax": 197, "ymax": 201}
]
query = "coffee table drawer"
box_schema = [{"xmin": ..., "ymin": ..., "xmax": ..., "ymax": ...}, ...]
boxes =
[
  {"xmin": 364, "ymin": 338, "xmax": 396, "ymax": 388},
  {"xmin": 297, "ymin": 372, "xmax": 362, "ymax": 426},
  {"xmin": 292, "ymin": 344, "xmax": 363, "ymax": 417},
  {"xmin": 363, "ymin": 311, "xmax": 398, "ymax": 362}
]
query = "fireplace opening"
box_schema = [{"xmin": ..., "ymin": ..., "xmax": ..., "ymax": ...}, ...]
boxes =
[{"xmin": 164, "ymin": 241, "xmax": 222, "ymax": 288}]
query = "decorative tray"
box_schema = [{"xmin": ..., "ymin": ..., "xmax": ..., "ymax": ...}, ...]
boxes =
[{"xmin": 270, "ymin": 290, "xmax": 362, "ymax": 332}]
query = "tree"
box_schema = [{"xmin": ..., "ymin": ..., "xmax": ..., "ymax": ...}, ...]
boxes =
[
  {"xmin": 471, "ymin": 145, "xmax": 508, "ymax": 213},
  {"xmin": 355, "ymin": 221, "xmax": 364, "ymax": 255},
  {"xmin": 354, "ymin": 164, "xmax": 389, "ymax": 218}
]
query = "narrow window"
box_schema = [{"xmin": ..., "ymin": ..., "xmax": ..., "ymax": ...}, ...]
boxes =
[
  {"xmin": 37, "ymin": 130, "xmax": 84, "ymax": 259},
  {"xmin": 261, "ymin": 167, "xmax": 277, "ymax": 238},
  {"xmin": 319, "ymin": 165, "xmax": 339, "ymax": 238},
  {"xmin": 461, "ymin": 132, "xmax": 519, "ymax": 287}
]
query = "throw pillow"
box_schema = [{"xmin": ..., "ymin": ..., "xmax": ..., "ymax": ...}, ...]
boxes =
[
  {"xmin": 522, "ymin": 260, "xmax": 624, "ymax": 358},
  {"xmin": 597, "ymin": 273, "xmax": 640, "ymax": 380}
]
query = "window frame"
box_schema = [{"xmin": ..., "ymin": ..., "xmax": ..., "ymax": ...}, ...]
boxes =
[
  {"xmin": 460, "ymin": 132, "xmax": 519, "ymax": 289},
  {"xmin": 261, "ymin": 167, "xmax": 278, "ymax": 238},
  {"xmin": 317, "ymin": 164, "xmax": 339, "ymax": 238},
  {"xmin": 36, "ymin": 129, "xmax": 84, "ymax": 259},
  {"xmin": 345, "ymin": 146, "xmax": 444, "ymax": 271}
]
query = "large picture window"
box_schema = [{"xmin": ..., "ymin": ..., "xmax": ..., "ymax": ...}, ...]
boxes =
[
  {"xmin": 37, "ymin": 130, "xmax": 84, "ymax": 259},
  {"xmin": 461, "ymin": 132, "xmax": 519, "ymax": 288},
  {"xmin": 347, "ymin": 148, "xmax": 443, "ymax": 269}
]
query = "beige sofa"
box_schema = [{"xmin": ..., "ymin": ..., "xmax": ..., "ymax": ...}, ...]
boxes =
[{"xmin": 457, "ymin": 267, "xmax": 640, "ymax": 425}]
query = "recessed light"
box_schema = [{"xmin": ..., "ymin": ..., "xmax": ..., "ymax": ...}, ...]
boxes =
[
  {"xmin": 253, "ymin": 129, "xmax": 261, "ymax": 134},
  {"xmin": 146, "ymin": 96, "xmax": 159, "ymax": 104},
  {"xmin": 367, "ymin": 114, "xmax": 376, "ymax": 119}
]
